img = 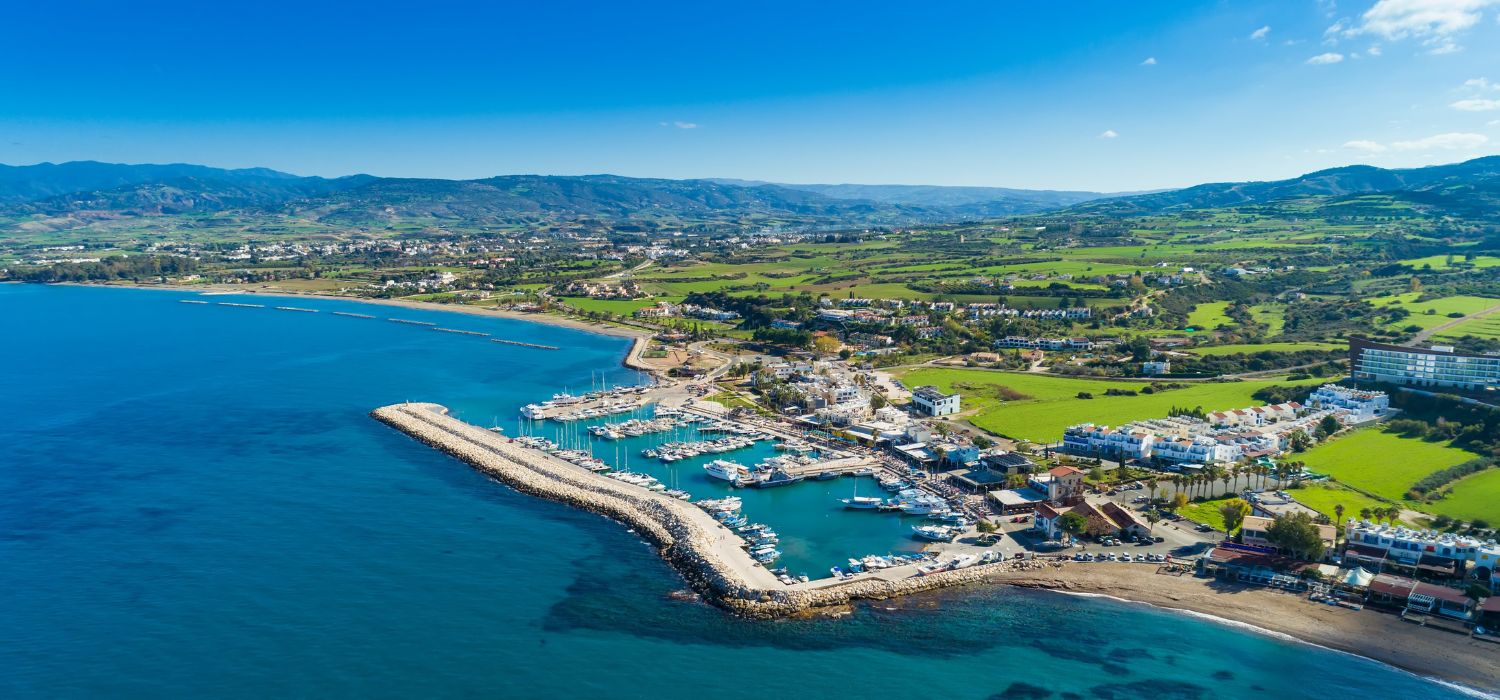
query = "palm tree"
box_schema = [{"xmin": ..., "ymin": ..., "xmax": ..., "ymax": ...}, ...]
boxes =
[
  {"xmin": 1333, "ymin": 504, "xmax": 1345, "ymax": 546},
  {"xmin": 1144, "ymin": 510, "xmax": 1162, "ymax": 533},
  {"xmin": 1220, "ymin": 468, "xmax": 1234, "ymax": 498},
  {"xmin": 1359, "ymin": 507, "xmax": 1373, "ymax": 522}
]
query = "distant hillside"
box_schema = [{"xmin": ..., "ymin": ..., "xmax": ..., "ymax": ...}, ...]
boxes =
[
  {"xmin": 1075, "ymin": 156, "xmax": 1500, "ymax": 215},
  {"xmin": 711, "ymin": 179, "xmax": 1114, "ymax": 216},
  {"xmin": 0, "ymin": 161, "xmax": 312, "ymax": 205}
]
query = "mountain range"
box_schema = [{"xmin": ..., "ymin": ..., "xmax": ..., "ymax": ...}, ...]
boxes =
[{"xmin": 0, "ymin": 156, "xmax": 1496, "ymax": 236}]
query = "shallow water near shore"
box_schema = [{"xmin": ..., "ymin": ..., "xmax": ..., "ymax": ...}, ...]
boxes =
[{"xmin": 0, "ymin": 284, "xmax": 1483, "ymax": 699}]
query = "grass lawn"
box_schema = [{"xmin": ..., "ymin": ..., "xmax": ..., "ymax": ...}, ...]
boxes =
[
  {"xmin": 1295, "ymin": 428, "xmax": 1475, "ymax": 502},
  {"xmin": 893, "ymin": 368, "xmax": 1323, "ymax": 443},
  {"xmin": 1249, "ymin": 303, "xmax": 1286, "ymax": 336},
  {"xmin": 1369, "ymin": 293, "xmax": 1500, "ymax": 331},
  {"xmin": 1185, "ymin": 342, "xmax": 1343, "ymax": 356},
  {"xmin": 1177, "ymin": 497, "xmax": 1235, "ymax": 532},
  {"xmin": 1424, "ymin": 468, "xmax": 1500, "ymax": 523},
  {"xmin": 558, "ymin": 296, "xmax": 678, "ymax": 314},
  {"xmin": 1287, "ymin": 482, "xmax": 1402, "ymax": 524},
  {"xmin": 1186, "ymin": 301, "xmax": 1234, "ymax": 331}
]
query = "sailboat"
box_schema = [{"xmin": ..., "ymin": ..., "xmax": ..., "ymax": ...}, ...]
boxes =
[{"xmin": 840, "ymin": 477, "xmax": 882, "ymax": 509}]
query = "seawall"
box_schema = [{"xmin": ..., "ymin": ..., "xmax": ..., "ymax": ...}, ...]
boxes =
[{"xmin": 371, "ymin": 402, "xmax": 1037, "ymax": 617}]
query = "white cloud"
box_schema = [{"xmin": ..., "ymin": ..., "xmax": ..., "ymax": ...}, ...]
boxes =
[
  {"xmin": 1140, "ymin": 57, "xmax": 1157, "ymax": 66},
  {"xmin": 1366, "ymin": 44, "xmax": 1383, "ymax": 55},
  {"xmin": 1307, "ymin": 52, "xmax": 1345, "ymax": 64},
  {"xmin": 658, "ymin": 121, "xmax": 699, "ymax": 129},
  {"xmin": 1462, "ymin": 77, "xmax": 1497, "ymax": 91},
  {"xmin": 1098, "ymin": 129, "xmax": 1119, "ymax": 139},
  {"xmin": 1337, "ymin": 0, "xmax": 1499, "ymax": 52},
  {"xmin": 1343, "ymin": 139, "xmax": 1389, "ymax": 152},
  {"xmin": 1391, "ymin": 132, "xmax": 1489, "ymax": 150},
  {"xmin": 1342, "ymin": 132, "xmax": 1490, "ymax": 152},
  {"xmin": 1250, "ymin": 25, "xmax": 1271, "ymax": 40},
  {"xmin": 1452, "ymin": 98, "xmax": 1500, "ymax": 111}
]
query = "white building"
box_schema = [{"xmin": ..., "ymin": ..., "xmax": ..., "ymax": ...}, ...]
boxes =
[
  {"xmin": 1307, "ymin": 384, "xmax": 1389, "ymax": 421},
  {"xmin": 910, "ymin": 386, "xmax": 960, "ymax": 416}
]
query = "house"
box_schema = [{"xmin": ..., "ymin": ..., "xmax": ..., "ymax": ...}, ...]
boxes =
[
  {"xmin": 1307, "ymin": 384, "xmax": 1389, "ymax": 421},
  {"xmin": 1033, "ymin": 499, "xmax": 1148, "ymax": 540},
  {"xmin": 910, "ymin": 386, "xmax": 960, "ymax": 416}
]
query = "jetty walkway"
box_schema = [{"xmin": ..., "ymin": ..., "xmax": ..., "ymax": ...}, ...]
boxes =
[{"xmin": 373, "ymin": 402, "xmax": 1035, "ymax": 617}]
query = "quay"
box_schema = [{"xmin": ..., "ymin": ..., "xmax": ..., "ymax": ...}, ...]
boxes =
[
  {"xmin": 373, "ymin": 402, "xmax": 1035, "ymax": 617},
  {"xmin": 490, "ymin": 338, "xmax": 559, "ymax": 351}
]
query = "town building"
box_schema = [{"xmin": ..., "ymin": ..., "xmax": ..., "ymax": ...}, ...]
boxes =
[
  {"xmin": 1342, "ymin": 520, "xmax": 1498, "ymax": 580},
  {"xmin": 1306, "ymin": 384, "xmax": 1389, "ymax": 421},
  {"xmin": 1240, "ymin": 515, "xmax": 1336, "ymax": 557},
  {"xmin": 910, "ymin": 386, "xmax": 960, "ymax": 416}
]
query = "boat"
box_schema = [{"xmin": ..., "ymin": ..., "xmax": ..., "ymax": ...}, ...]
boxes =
[
  {"xmin": 749, "ymin": 469, "xmax": 804, "ymax": 489},
  {"xmin": 703, "ymin": 459, "xmax": 753, "ymax": 483},
  {"xmin": 841, "ymin": 496, "xmax": 884, "ymax": 509},
  {"xmin": 813, "ymin": 471, "xmax": 838, "ymax": 481},
  {"xmin": 912, "ymin": 525, "xmax": 959, "ymax": 542}
]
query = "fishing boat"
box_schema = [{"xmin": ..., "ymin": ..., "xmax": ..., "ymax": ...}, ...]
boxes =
[{"xmin": 912, "ymin": 525, "xmax": 959, "ymax": 542}]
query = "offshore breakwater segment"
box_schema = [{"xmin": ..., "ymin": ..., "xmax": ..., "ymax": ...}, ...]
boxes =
[{"xmin": 372, "ymin": 402, "xmax": 1042, "ymax": 617}]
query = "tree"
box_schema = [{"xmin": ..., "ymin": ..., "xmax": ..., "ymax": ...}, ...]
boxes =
[
  {"xmin": 1288, "ymin": 430, "xmax": 1312, "ymax": 453},
  {"xmin": 1358, "ymin": 507, "xmax": 1372, "ymax": 522},
  {"xmin": 1218, "ymin": 498, "xmax": 1251, "ymax": 536},
  {"xmin": 812, "ymin": 334, "xmax": 842, "ymax": 355},
  {"xmin": 1171, "ymin": 492, "xmax": 1190, "ymax": 511},
  {"xmin": 1057, "ymin": 511, "xmax": 1089, "ymax": 542},
  {"xmin": 1144, "ymin": 509, "xmax": 1163, "ymax": 532},
  {"xmin": 1265, "ymin": 511, "xmax": 1326, "ymax": 560},
  {"xmin": 1333, "ymin": 504, "xmax": 1345, "ymax": 544},
  {"xmin": 869, "ymin": 393, "xmax": 888, "ymax": 411},
  {"xmin": 1316, "ymin": 414, "xmax": 1342, "ymax": 440},
  {"xmin": 975, "ymin": 519, "xmax": 998, "ymax": 534}
]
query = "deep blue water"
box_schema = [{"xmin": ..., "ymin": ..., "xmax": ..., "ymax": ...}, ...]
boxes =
[{"xmin": 0, "ymin": 284, "xmax": 1484, "ymax": 699}]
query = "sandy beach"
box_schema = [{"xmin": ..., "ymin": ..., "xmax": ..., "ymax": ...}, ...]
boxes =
[{"xmin": 981, "ymin": 565, "xmax": 1499, "ymax": 696}]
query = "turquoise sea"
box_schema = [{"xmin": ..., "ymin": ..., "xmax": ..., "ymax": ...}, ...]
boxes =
[{"xmin": 0, "ymin": 284, "xmax": 1486, "ymax": 699}]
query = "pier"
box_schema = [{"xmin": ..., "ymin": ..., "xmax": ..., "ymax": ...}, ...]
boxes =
[
  {"xmin": 373, "ymin": 402, "xmax": 1030, "ymax": 617},
  {"xmin": 490, "ymin": 338, "xmax": 559, "ymax": 351}
]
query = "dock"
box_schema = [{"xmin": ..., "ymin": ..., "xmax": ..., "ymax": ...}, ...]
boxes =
[
  {"xmin": 373, "ymin": 402, "xmax": 1026, "ymax": 618},
  {"xmin": 490, "ymin": 338, "xmax": 559, "ymax": 351}
]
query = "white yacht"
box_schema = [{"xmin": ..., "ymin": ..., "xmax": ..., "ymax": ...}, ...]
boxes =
[{"xmin": 703, "ymin": 459, "xmax": 753, "ymax": 484}]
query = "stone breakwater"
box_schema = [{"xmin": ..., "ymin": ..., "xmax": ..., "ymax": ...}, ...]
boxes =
[{"xmin": 372, "ymin": 402, "xmax": 1035, "ymax": 618}]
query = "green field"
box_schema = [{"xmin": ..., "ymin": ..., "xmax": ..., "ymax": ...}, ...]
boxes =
[
  {"xmin": 1398, "ymin": 254, "xmax": 1500, "ymax": 270},
  {"xmin": 1186, "ymin": 301, "xmax": 1234, "ymax": 331},
  {"xmin": 1424, "ymin": 469, "xmax": 1500, "ymax": 523},
  {"xmin": 1369, "ymin": 293, "xmax": 1500, "ymax": 330},
  {"xmin": 558, "ymin": 296, "xmax": 680, "ymax": 314},
  {"xmin": 1434, "ymin": 314, "xmax": 1500, "ymax": 340},
  {"xmin": 1296, "ymin": 428, "xmax": 1474, "ymax": 502},
  {"xmin": 893, "ymin": 368, "xmax": 1323, "ymax": 442},
  {"xmin": 1288, "ymin": 483, "xmax": 1403, "ymax": 525},
  {"xmin": 1186, "ymin": 341, "xmax": 1343, "ymax": 356},
  {"xmin": 1178, "ymin": 497, "xmax": 1235, "ymax": 532},
  {"xmin": 1248, "ymin": 303, "xmax": 1286, "ymax": 336}
]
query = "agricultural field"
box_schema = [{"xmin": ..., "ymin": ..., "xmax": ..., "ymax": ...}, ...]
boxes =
[
  {"xmin": 1368, "ymin": 293, "xmax": 1500, "ymax": 331},
  {"xmin": 1398, "ymin": 254, "xmax": 1500, "ymax": 270},
  {"xmin": 1185, "ymin": 341, "xmax": 1343, "ymax": 356},
  {"xmin": 1185, "ymin": 301, "xmax": 1234, "ymax": 331},
  {"xmin": 893, "ymin": 367, "xmax": 1324, "ymax": 443},
  {"xmin": 1424, "ymin": 469, "xmax": 1500, "ymax": 523},
  {"xmin": 1295, "ymin": 428, "xmax": 1475, "ymax": 503},
  {"xmin": 1434, "ymin": 314, "xmax": 1500, "ymax": 340}
]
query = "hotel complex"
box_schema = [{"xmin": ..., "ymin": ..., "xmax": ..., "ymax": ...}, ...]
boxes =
[{"xmin": 1349, "ymin": 337, "xmax": 1500, "ymax": 393}]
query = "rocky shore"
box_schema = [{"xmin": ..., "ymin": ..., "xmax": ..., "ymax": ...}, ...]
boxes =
[{"xmin": 372, "ymin": 402, "xmax": 1043, "ymax": 617}]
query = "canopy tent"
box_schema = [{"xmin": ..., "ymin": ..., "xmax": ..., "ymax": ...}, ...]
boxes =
[{"xmin": 1339, "ymin": 566, "xmax": 1375, "ymax": 589}]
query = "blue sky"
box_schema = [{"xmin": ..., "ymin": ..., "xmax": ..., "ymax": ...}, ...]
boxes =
[{"xmin": 3, "ymin": 0, "xmax": 1499, "ymax": 191}]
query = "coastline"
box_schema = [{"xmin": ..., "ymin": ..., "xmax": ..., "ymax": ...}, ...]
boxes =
[
  {"xmin": 55, "ymin": 281, "xmax": 652, "ymax": 340},
  {"xmin": 980, "ymin": 566, "xmax": 1500, "ymax": 697}
]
